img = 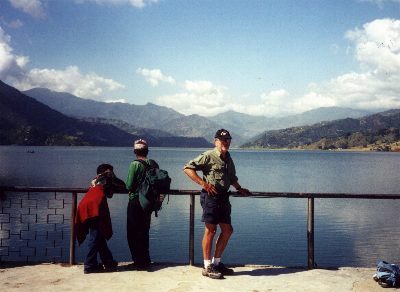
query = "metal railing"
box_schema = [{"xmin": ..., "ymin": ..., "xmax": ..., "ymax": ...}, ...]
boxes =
[{"xmin": 1, "ymin": 186, "xmax": 399, "ymax": 269}]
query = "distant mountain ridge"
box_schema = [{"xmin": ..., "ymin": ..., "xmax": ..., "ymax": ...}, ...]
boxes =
[
  {"xmin": 0, "ymin": 80, "xmax": 134, "ymax": 146},
  {"xmin": 210, "ymin": 107, "xmax": 373, "ymax": 138},
  {"xmin": 242, "ymin": 109, "xmax": 400, "ymax": 150},
  {"xmin": 0, "ymin": 81, "xmax": 212, "ymax": 147},
  {"xmin": 24, "ymin": 88, "xmax": 181, "ymax": 127},
  {"xmin": 5, "ymin": 81, "xmax": 386, "ymax": 148},
  {"xmin": 24, "ymin": 88, "xmax": 233, "ymax": 143},
  {"xmin": 24, "ymin": 87, "xmax": 374, "ymax": 145}
]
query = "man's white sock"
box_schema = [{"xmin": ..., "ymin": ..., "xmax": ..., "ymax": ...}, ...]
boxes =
[
  {"xmin": 212, "ymin": 257, "xmax": 221, "ymax": 265},
  {"xmin": 204, "ymin": 259, "xmax": 211, "ymax": 268}
]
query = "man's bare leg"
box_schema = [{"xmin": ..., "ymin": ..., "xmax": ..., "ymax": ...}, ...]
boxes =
[
  {"xmin": 214, "ymin": 223, "xmax": 233, "ymax": 258},
  {"xmin": 202, "ymin": 223, "xmax": 217, "ymax": 261},
  {"xmin": 201, "ymin": 223, "xmax": 223, "ymax": 279}
]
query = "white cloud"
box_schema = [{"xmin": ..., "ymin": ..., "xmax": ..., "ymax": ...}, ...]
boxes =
[
  {"xmin": 0, "ymin": 26, "xmax": 28, "ymax": 82},
  {"xmin": 259, "ymin": 89, "xmax": 292, "ymax": 115},
  {"xmin": 287, "ymin": 18, "xmax": 400, "ymax": 115},
  {"xmin": 156, "ymin": 80, "xmax": 232, "ymax": 116},
  {"xmin": 136, "ymin": 68, "xmax": 175, "ymax": 87},
  {"xmin": 346, "ymin": 18, "xmax": 400, "ymax": 72},
  {"xmin": 296, "ymin": 69, "xmax": 400, "ymax": 111},
  {"xmin": 224, "ymin": 89, "xmax": 294, "ymax": 117},
  {"xmin": 0, "ymin": 26, "xmax": 125, "ymax": 101},
  {"xmin": 9, "ymin": 0, "xmax": 46, "ymax": 19},
  {"xmin": 301, "ymin": 18, "xmax": 400, "ymax": 112},
  {"xmin": 74, "ymin": 0, "xmax": 159, "ymax": 9},
  {"xmin": 14, "ymin": 66, "xmax": 125, "ymax": 101}
]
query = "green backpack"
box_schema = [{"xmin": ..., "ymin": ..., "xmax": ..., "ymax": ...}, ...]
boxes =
[{"xmin": 136, "ymin": 159, "xmax": 171, "ymax": 216}]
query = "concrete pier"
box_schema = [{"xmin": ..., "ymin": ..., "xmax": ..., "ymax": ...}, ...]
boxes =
[{"xmin": 0, "ymin": 262, "xmax": 387, "ymax": 291}]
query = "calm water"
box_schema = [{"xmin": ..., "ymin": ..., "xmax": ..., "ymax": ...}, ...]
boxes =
[{"xmin": 1, "ymin": 146, "xmax": 400, "ymax": 267}]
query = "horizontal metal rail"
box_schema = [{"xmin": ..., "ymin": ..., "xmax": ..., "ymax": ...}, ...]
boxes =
[
  {"xmin": 1, "ymin": 186, "xmax": 400, "ymax": 268},
  {"xmin": 2, "ymin": 186, "xmax": 399, "ymax": 199}
]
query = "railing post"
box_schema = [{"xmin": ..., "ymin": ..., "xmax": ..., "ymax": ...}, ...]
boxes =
[
  {"xmin": 0, "ymin": 188, "xmax": 5, "ymax": 201},
  {"xmin": 307, "ymin": 196, "xmax": 315, "ymax": 269},
  {"xmin": 189, "ymin": 193, "xmax": 195, "ymax": 266},
  {"xmin": 70, "ymin": 192, "xmax": 78, "ymax": 265}
]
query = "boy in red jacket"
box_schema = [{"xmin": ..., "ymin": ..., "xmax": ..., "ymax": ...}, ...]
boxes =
[{"xmin": 75, "ymin": 164, "xmax": 126, "ymax": 274}]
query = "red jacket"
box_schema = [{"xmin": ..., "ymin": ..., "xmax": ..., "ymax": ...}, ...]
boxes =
[{"xmin": 74, "ymin": 185, "xmax": 113, "ymax": 245}]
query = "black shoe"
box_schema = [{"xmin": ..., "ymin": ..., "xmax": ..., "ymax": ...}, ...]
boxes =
[
  {"xmin": 215, "ymin": 262, "xmax": 234, "ymax": 275},
  {"xmin": 104, "ymin": 260, "xmax": 118, "ymax": 271},
  {"xmin": 84, "ymin": 264, "xmax": 104, "ymax": 274},
  {"xmin": 202, "ymin": 264, "xmax": 223, "ymax": 279},
  {"xmin": 134, "ymin": 261, "xmax": 151, "ymax": 271}
]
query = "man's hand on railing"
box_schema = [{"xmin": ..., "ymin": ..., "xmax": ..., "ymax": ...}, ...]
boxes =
[{"xmin": 237, "ymin": 187, "xmax": 251, "ymax": 196}]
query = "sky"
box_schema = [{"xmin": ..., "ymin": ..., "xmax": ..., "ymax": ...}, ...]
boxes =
[{"xmin": 1, "ymin": 0, "xmax": 400, "ymax": 117}]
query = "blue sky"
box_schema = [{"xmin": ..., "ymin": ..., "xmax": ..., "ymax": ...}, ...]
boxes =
[{"xmin": 1, "ymin": 0, "xmax": 400, "ymax": 117}]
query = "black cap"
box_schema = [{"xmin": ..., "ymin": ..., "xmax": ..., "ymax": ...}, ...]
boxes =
[
  {"xmin": 95, "ymin": 164, "xmax": 126, "ymax": 192},
  {"xmin": 214, "ymin": 129, "xmax": 232, "ymax": 140}
]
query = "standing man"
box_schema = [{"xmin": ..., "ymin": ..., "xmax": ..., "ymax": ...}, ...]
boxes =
[
  {"xmin": 183, "ymin": 129, "xmax": 250, "ymax": 279},
  {"xmin": 126, "ymin": 139, "xmax": 159, "ymax": 270}
]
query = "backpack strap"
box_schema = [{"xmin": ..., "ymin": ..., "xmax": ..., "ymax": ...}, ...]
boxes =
[
  {"xmin": 135, "ymin": 159, "xmax": 150, "ymax": 170},
  {"xmin": 133, "ymin": 159, "xmax": 158, "ymax": 189},
  {"xmin": 135, "ymin": 159, "xmax": 158, "ymax": 170}
]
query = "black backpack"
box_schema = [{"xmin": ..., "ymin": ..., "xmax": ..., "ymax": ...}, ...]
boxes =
[{"xmin": 136, "ymin": 159, "xmax": 171, "ymax": 216}]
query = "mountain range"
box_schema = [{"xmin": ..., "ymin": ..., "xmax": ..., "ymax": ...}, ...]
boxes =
[
  {"xmin": 24, "ymin": 88, "xmax": 229, "ymax": 143},
  {"xmin": 0, "ymin": 80, "xmax": 212, "ymax": 147},
  {"xmin": 24, "ymin": 87, "xmax": 374, "ymax": 145},
  {"xmin": 209, "ymin": 107, "xmax": 372, "ymax": 138},
  {"xmin": 2, "ymin": 79, "xmax": 393, "ymax": 149}
]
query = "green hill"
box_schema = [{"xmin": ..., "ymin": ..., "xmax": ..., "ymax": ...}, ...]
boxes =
[{"xmin": 242, "ymin": 109, "xmax": 400, "ymax": 151}]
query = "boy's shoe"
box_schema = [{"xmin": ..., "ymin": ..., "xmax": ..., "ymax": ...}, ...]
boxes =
[
  {"xmin": 202, "ymin": 264, "xmax": 223, "ymax": 279},
  {"xmin": 104, "ymin": 260, "xmax": 118, "ymax": 271},
  {"xmin": 135, "ymin": 264, "xmax": 150, "ymax": 271},
  {"xmin": 133, "ymin": 261, "xmax": 151, "ymax": 271},
  {"xmin": 84, "ymin": 264, "xmax": 104, "ymax": 274},
  {"xmin": 215, "ymin": 262, "xmax": 234, "ymax": 275}
]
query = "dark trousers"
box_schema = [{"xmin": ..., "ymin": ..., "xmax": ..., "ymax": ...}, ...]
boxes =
[
  {"xmin": 84, "ymin": 218, "xmax": 114, "ymax": 271},
  {"xmin": 127, "ymin": 198, "xmax": 152, "ymax": 265}
]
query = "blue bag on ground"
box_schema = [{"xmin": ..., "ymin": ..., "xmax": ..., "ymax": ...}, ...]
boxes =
[{"xmin": 373, "ymin": 260, "xmax": 400, "ymax": 288}]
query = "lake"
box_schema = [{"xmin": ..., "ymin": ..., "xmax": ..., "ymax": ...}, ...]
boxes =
[{"xmin": 1, "ymin": 146, "xmax": 400, "ymax": 267}]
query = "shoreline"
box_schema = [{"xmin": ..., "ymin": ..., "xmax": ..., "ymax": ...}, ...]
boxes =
[{"xmin": 1, "ymin": 144, "xmax": 399, "ymax": 153}]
